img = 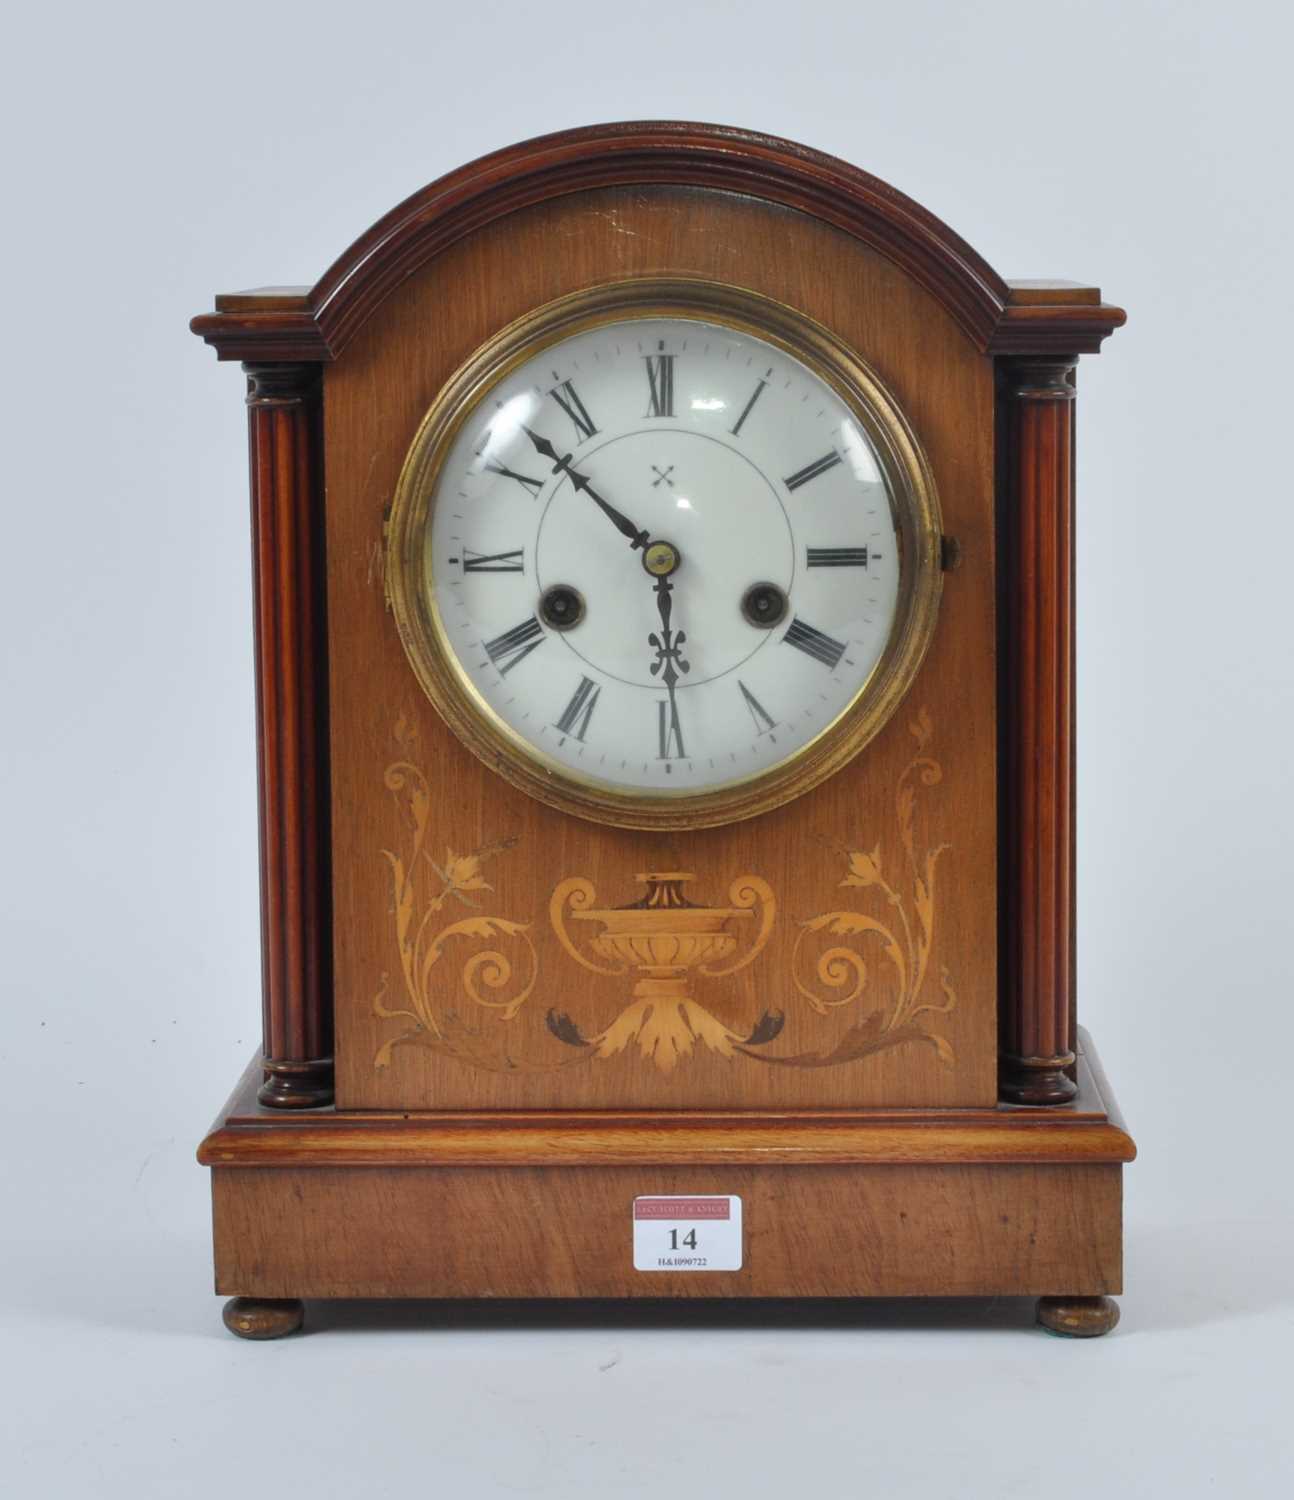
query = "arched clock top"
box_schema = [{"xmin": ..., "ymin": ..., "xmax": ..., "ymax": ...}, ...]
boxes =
[{"xmin": 191, "ymin": 121, "xmax": 1125, "ymax": 362}]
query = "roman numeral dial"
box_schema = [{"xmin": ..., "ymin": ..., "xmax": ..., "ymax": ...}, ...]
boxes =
[
  {"xmin": 784, "ymin": 617, "xmax": 847, "ymax": 670},
  {"xmin": 658, "ymin": 698, "xmax": 686, "ymax": 760},
  {"xmin": 807, "ymin": 546, "xmax": 868, "ymax": 568},
  {"xmin": 738, "ymin": 680, "xmax": 777, "ymax": 735},
  {"xmin": 554, "ymin": 676, "xmax": 600, "ymax": 741},
  {"xmin": 423, "ymin": 309, "xmax": 911, "ymax": 805},
  {"xmin": 484, "ymin": 616, "xmax": 544, "ymax": 675},
  {"xmin": 785, "ymin": 451, "xmax": 842, "ymax": 491},
  {"xmin": 730, "ymin": 373, "xmax": 769, "ymax": 436},
  {"xmin": 463, "ymin": 548, "xmax": 524, "ymax": 573},
  {"xmin": 644, "ymin": 348, "xmax": 675, "ymax": 418},
  {"xmin": 483, "ymin": 459, "xmax": 543, "ymax": 496},
  {"xmin": 548, "ymin": 380, "xmax": 598, "ymax": 442}
]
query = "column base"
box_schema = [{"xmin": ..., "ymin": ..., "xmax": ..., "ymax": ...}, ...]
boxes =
[
  {"xmin": 1000, "ymin": 1053, "xmax": 1078, "ymax": 1105},
  {"xmin": 257, "ymin": 1057, "xmax": 334, "ymax": 1109}
]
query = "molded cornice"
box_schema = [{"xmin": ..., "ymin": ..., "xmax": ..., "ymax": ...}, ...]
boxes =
[{"xmin": 192, "ymin": 122, "xmax": 1125, "ymax": 362}]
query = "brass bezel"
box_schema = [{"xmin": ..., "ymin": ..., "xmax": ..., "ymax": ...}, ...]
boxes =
[{"xmin": 385, "ymin": 277, "xmax": 943, "ymax": 830}]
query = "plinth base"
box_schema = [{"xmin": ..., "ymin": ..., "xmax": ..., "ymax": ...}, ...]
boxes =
[{"xmin": 199, "ymin": 1029, "xmax": 1133, "ymax": 1334}]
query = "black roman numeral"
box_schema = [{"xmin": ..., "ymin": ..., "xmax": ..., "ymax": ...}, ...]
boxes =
[
  {"xmin": 645, "ymin": 349, "xmax": 675, "ymax": 418},
  {"xmin": 784, "ymin": 451, "xmax": 843, "ymax": 491},
  {"xmin": 658, "ymin": 699, "xmax": 686, "ymax": 759},
  {"xmin": 738, "ymin": 680, "xmax": 776, "ymax": 734},
  {"xmin": 554, "ymin": 676, "xmax": 600, "ymax": 741},
  {"xmin": 807, "ymin": 546, "xmax": 868, "ymax": 568},
  {"xmin": 784, "ymin": 617, "xmax": 846, "ymax": 670},
  {"xmin": 730, "ymin": 373, "xmax": 769, "ymax": 436},
  {"xmin": 549, "ymin": 380, "xmax": 598, "ymax": 442},
  {"xmin": 484, "ymin": 616, "xmax": 544, "ymax": 675},
  {"xmin": 463, "ymin": 548, "xmax": 524, "ymax": 573},
  {"xmin": 483, "ymin": 458, "xmax": 544, "ymax": 496}
]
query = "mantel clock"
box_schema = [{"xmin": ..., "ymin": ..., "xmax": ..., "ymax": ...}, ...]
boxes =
[{"xmin": 193, "ymin": 122, "xmax": 1135, "ymax": 1340}]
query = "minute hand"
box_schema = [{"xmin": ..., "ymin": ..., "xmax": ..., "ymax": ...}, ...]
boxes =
[
  {"xmin": 522, "ymin": 427, "xmax": 650, "ymax": 550},
  {"xmin": 648, "ymin": 568, "xmax": 689, "ymax": 758}
]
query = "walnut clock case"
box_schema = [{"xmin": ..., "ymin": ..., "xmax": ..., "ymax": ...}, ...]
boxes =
[{"xmin": 193, "ymin": 122, "xmax": 1134, "ymax": 1342}]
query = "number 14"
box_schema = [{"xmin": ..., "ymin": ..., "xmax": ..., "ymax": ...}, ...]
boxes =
[{"xmin": 668, "ymin": 1228, "xmax": 698, "ymax": 1250}]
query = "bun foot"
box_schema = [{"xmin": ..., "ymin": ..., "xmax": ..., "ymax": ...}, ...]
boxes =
[
  {"xmin": 1037, "ymin": 1295, "xmax": 1120, "ymax": 1338},
  {"xmin": 222, "ymin": 1297, "xmax": 304, "ymax": 1340}
]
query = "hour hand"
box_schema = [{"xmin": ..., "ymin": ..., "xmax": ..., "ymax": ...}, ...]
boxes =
[
  {"xmin": 521, "ymin": 426, "xmax": 649, "ymax": 550},
  {"xmin": 522, "ymin": 426, "xmax": 563, "ymax": 467}
]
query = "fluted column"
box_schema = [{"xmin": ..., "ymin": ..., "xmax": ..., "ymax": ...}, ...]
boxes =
[
  {"xmin": 999, "ymin": 356, "xmax": 1078, "ymax": 1105},
  {"xmin": 244, "ymin": 363, "xmax": 333, "ymax": 1107}
]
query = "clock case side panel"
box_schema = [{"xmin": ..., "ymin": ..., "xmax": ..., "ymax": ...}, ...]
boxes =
[{"xmin": 322, "ymin": 184, "xmax": 1000, "ymax": 1111}]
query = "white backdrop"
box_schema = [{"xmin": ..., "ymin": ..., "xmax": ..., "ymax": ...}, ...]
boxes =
[{"xmin": 3, "ymin": 1, "xmax": 1291, "ymax": 1495}]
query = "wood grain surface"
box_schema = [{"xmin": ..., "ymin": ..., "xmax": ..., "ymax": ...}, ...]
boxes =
[
  {"xmin": 199, "ymin": 1031, "xmax": 1134, "ymax": 1169},
  {"xmin": 243, "ymin": 364, "xmax": 334, "ymax": 1107},
  {"xmin": 190, "ymin": 126, "xmax": 1133, "ymax": 1321},
  {"xmin": 322, "ymin": 184, "xmax": 998, "ymax": 1111},
  {"xmin": 999, "ymin": 357, "xmax": 1080, "ymax": 1103},
  {"xmin": 190, "ymin": 122, "xmax": 1125, "ymax": 362},
  {"xmin": 203, "ymin": 1029, "xmax": 1129, "ymax": 1302},
  {"xmin": 211, "ymin": 1160, "xmax": 1122, "ymax": 1300}
]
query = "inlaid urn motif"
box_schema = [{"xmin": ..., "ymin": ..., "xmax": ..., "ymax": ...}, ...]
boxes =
[
  {"xmin": 548, "ymin": 871, "xmax": 778, "ymax": 1071},
  {"xmin": 576, "ymin": 871, "xmax": 748, "ymax": 985}
]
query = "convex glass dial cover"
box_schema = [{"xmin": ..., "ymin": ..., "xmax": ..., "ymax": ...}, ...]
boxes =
[{"xmin": 386, "ymin": 281, "xmax": 942, "ymax": 828}]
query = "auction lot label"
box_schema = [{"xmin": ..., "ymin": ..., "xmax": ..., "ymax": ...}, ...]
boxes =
[{"xmin": 632, "ymin": 1195, "xmax": 743, "ymax": 1271}]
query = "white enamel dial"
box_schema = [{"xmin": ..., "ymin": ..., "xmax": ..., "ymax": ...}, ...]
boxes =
[{"xmin": 423, "ymin": 314, "xmax": 906, "ymax": 798}]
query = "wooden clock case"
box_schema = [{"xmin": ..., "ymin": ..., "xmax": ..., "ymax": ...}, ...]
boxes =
[{"xmin": 193, "ymin": 122, "xmax": 1134, "ymax": 1341}]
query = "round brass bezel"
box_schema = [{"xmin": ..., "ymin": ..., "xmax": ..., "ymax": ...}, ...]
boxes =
[{"xmin": 385, "ymin": 277, "xmax": 943, "ymax": 830}]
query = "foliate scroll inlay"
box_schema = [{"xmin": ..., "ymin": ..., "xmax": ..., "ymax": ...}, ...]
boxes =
[
  {"xmin": 373, "ymin": 717, "xmax": 538, "ymax": 1071},
  {"xmin": 780, "ymin": 709, "xmax": 956, "ymax": 1068},
  {"xmin": 373, "ymin": 714, "xmax": 955, "ymax": 1077}
]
